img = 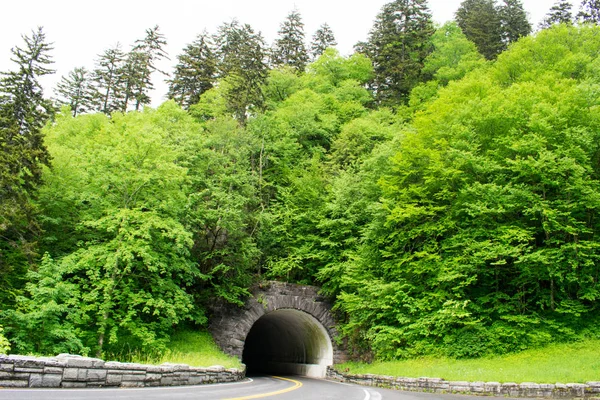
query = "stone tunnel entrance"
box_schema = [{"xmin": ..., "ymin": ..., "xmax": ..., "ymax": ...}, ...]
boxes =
[
  {"xmin": 242, "ymin": 309, "xmax": 333, "ymax": 377},
  {"xmin": 209, "ymin": 282, "xmax": 346, "ymax": 378}
]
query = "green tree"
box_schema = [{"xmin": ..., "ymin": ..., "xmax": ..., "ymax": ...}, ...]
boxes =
[
  {"xmin": 92, "ymin": 45, "xmax": 126, "ymax": 114},
  {"xmin": 360, "ymin": 0, "xmax": 434, "ymax": 106},
  {"xmin": 167, "ymin": 32, "xmax": 216, "ymax": 109},
  {"xmin": 579, "ymin": 0, "xmax": 600, "ymax": 23},
  {"xmin": 0, "ymin": 27, "xmax": 54, "ymax": 307},
  {"xmin": 310, "ymin": 23, "xmax": 337, "ymax": 60},
  {"xmin": 456, "ymin": 0, "xmax": 505, "ymax": 60},
  {"xmin": 271, "ymin": 10, "xmax": 309, "ymax": 73},
  {"xmin": 54, "ymin": 67, "xmax": 95, "ymax": 117},
  {"xmin": 13, "ymin": 106, "xmax": 206, "ymax": 356},
  {"xmin": 124, "ymin": 25, "xmax": 169, "ymax": 111},
  {"xmin": 214, "ymin": 20, "xmax": 268, "ymax": 125},
  {"xmin": 499, "ymin": 0, "xmax": 531, "ymax": 45},
  {"xmin": 540, "ymin": 1, "xmax": 574, "ymax": 28},
  {"xmin": 333, "ymin": 24, "xmax": 600, "ymax": 359}
]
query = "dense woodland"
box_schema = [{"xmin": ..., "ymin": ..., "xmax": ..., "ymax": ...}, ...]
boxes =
[{"xmin": 1, "ymin": 0, "xmax": 600, "ymax": 361}]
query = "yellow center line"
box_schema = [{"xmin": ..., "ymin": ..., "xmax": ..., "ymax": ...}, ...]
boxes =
[{"xmin": 222, "ymin": 376, "xmax": 303, "ymax": 400}]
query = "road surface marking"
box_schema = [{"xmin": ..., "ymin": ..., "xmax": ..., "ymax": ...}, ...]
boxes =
[
  {"xmin": 364, "ymin": 388, "xmax": 371, "ymax": 400},
  {"xmin": 223, "ymin": 376, "xmax": 303, "ymax": 400}
]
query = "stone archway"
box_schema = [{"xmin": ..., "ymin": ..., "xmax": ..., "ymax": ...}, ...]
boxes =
[{"xmin": 209, "ymin": 281, "xmax": 346, "ymax": 377}]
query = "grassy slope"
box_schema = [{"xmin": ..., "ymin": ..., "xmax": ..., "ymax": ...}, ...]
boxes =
[
  {"xmin": 131, "ymin": 330, "xmax": 241, "ymax": 369},
  {"xmin": 338, "ymin": 340, "xmax": 600, "ymax": 383}
]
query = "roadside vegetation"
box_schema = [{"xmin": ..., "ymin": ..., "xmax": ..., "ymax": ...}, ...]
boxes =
[{"xmin": 338, "ymin": 339, "xmax": 600, "ymax": 383}]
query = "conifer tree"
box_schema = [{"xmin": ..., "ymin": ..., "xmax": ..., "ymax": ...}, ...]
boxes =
[
  {"xmin": 0, "ymin": 27, "xmax": 54, "ymax": 305},
  {"xmin": 540, "ymin": 1, "xmax": 574, "ymax": 28},
  {"xmin": 499, "ymin": 0, "xmax": 531, "ymax": 45},
  {"xmin": 214, "ymin": 20, "xmax": 268, "ymax": 124},
  {"xmin": 126, "ymin": 25, "xmax": 169, "ymax": 111},
  {"xmin": 579, "ymin": 0, "xmax": 600, "ymax": 23},
  {"xmin": 271, "ymin": 10, "xmax": 309, "ymax": 73},
  {"xmin": 54, "ymin": 67, "xmax": 95, "ymax": 116},
  {"xmin": 92, "ymin": 45, "xmax": 126, "ymax": 115},
  {"xmin": 456, "ymin": 0, "xmax": 504, "ymax": 60},
  {"xmin": 361, "ymin": 0, "xmax": 434, "ymax": 106},
  {"xmin": 310, "ymin": 23, "xmax": 337, "ymax": 60},
  {"xmin": 167, "ymin": 32, "xmax": 217, "ymax": 109}
]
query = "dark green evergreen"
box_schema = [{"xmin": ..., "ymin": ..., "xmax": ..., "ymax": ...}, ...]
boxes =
[
  {"xmin": 360, "ymin": 0, "xmax": 434, "ymax": 106},
  {"xmin": 54, "ymin": 67, "xmax": 95, "ymax": 117},
  {"xmin": 271, "ymin": 10, "xmax": 309, "ymax": 73},
  {"xmin": 213, "ymin": 20, "xmax": 268, "ymax": 125},
  {"xmin": 92, "ymin": 45, "xmax": 126, "ymax": 115},
  {"xmin": 499, "ymin": 0, "xmax": 531, "ymax": 45},
  {"xmin": 167, "ymin": 33, "xmax": 217, "ymax": 109},
  {"xmin": 127, "ymin": 25, "xmax": 169, "ymax": 111},
  {"xmin": 310, "ymin": 23, "xmax": 337, "ymax": 60},
  {"xmin": 0, "ymin": 27, "xmax": 54, "ymax": 307},
  {"xmin": 455, "ymin": 0, "xmax": 504, "ymax": 60},
  {"xmin": 540, "ymin": 1, "xmax": 574, "ymax": 28},
  {"xmin": 579, "ymin": 0, "xmax": 600, "ymax": 23}
]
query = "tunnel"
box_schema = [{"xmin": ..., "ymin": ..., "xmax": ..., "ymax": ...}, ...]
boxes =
[{"xmin": 241, "ymin": 308, "xmax": 334, "ymax": 378}]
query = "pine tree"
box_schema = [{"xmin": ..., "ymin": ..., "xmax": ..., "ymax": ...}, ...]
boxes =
[
  {"xmin": 126, "ymin": 25, "xmax": 169, "ymax": 111},
  {"xmin": 92, "ymin": 45, "xmax": 126, "ymax": 115},
  {"xmin": 499, "ymin": 0, "xmax": 531, "ymax": 45},
  {"xmin": 0, "ymin": 27, "xmax": 54, "ymax": 305},
  {"xmin": 214, "ymin": 20, "xmax": 268, "ymax": 124},
  {"xmin": 167, "ymin": 32, "xmax": 217, "ymax": 109},
  {"xmin": 456, "ymin": 0, "xmax": 505, "ymax": 60},
  {"xmin": 361, "ymin": 0, "xmax": 434, "ymax": 106},
  {"xmin": 310, "ymin": 23, "xmax": 337, "ymax": 60},
  {"xmin": 579, "ymin": 0, "xmax": 600, "ymax": 23},
  {"xmin": 54, "ymin": 67, "xmax": 95, "ymax": 116},
  {"xmin": 271, "ymin": 10, "xmax": 309, "ymax": 73},
  {"xmin": 540, "ymin": 1, "xmax": 574, "ymax": 28}
]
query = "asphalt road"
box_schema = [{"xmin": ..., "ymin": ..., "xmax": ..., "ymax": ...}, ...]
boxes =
[{"xmin": 0, "ymin": 375, "xmax": 515, "ymax": 400}]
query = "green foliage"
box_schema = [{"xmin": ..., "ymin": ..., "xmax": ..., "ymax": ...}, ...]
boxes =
[
  {"xmin": 338, "ymin": 339, "xmax": 600, "ymax": 383},
  {"xmin": 332, "ymin": 24, "xmax": 600, "ymax": 360},
  {"xmin": 271, "ymin": 9, "xmax": 309, "ymax": 73},
  {"xmin": 0, "ymin": 326, "xmax": 11, "ymax": 354},
  {"xmin": 0, "ymin": 27, "xmax": 54, "ymax": 309},
  {"xmin": 361, "ymin": 0, "xmax": 434, "ymax": 106},
  {"xmin": 456, "ymin": 0, "xmax": 505, "ymax": 60},
  {"xmin": 540, "ymin": 1, "xmax": 574, "ymax": 29},
  {"xmin": 167, "ymin": 32, "xmax": 216, "ymax": 109},
  {"xmin": 310, "ymin": 23, "xmax": 337, "ymax": 60}
]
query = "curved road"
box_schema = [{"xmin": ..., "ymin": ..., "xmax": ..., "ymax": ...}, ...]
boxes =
[{"xmin": 0, "ymin": 375, "xmax": 514, "ymax": 400}]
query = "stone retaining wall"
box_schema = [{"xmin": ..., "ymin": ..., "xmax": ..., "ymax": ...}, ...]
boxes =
[
  {"xmin": 0, "ymin": 354, "xmax": 245, "ymax": 388},
  {"xmin": 327, "ymin": 367, "xmax": 600, "ymax": 398}
]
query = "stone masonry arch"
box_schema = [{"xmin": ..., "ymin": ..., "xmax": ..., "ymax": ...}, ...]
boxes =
[{"xmin": 209, "ymin": 281, "xmax": 346, "ymax": 377}]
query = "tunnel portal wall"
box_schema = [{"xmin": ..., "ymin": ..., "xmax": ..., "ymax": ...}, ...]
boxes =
[{"xmin": 209, "ymin": 282, "xmax": 346, "ymax": 377}]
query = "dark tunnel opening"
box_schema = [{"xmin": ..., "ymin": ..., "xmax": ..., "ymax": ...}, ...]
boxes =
[{"xmin": 242, "ymin": 308, "xmax": 333, "ymax": 377}]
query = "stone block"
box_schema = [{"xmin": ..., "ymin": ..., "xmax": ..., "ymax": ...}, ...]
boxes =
[
  {"xmin": 121, "ymin": 373, "xmax": 146, "ymax": 382},
  {"xmin": 14, "ymin": 366, "xmax": 44, "ymax": 373},
  {"xmin": 62, "ymin": 368, "xmax": 79, "ymax": 380},
  {"xmin": 87, "ymin": 369, "xmax": 107, "ymax": 381},
  {"xmin": 0, "ymin": 379, "xmax": 29, "ymax": 388},
  {"xmin": 29, "ymin": 373, "xmax": 43, "ymax": 387},
  {"xmin": 66, "ymin": 356, "xmax": 105, "ymax": 368},
  {"xmin": 106, "ymin": 374, "xmax": 123, "ymax": 385},
  {"xmin": 61, "ymin": 381, "xmax": 87, "ymax": 388},
  {"xmin": 145, "ymin": 373, "xmax": 162, "ymax": 382},
  {"xmin": 44, "ymin": 366, "xmax": 64, "ymax": 374},
  {"xmin": 41, "ymin": 374, "xmax": 62, "ymax": 388},
  {"xmin": 160, "ymin": 377, "xmax": 174, "ymax": 386},
  {"xmin": 0, "ymin": 363, "xmax": 14, "ymax": 372}
]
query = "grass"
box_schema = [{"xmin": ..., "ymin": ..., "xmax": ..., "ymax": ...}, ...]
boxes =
[
  {"xmin": 337, "ymin": 339, "xmax": 600, "ymax": 384},
  {"xmin": 128, "ymin": 330, "xmax": 242, "ymax": 369}
]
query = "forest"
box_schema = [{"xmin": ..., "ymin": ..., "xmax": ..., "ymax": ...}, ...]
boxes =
[{"xmin": 1, "ymin": 0, "xmax": 600, "ymax": 361}]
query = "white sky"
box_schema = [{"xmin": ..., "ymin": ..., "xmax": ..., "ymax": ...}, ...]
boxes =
[{"xmin": 0, "ymin": 0, "xmax": 551, "ymax": 107}]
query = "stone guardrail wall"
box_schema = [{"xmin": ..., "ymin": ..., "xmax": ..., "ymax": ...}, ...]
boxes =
[
  {"xmin": 327, "ymin": 367, "xmax": 600, "ymax": 398},
  {"xmin": 0, "ymin": 354, "xmax": 245, "ymax": 388}
]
